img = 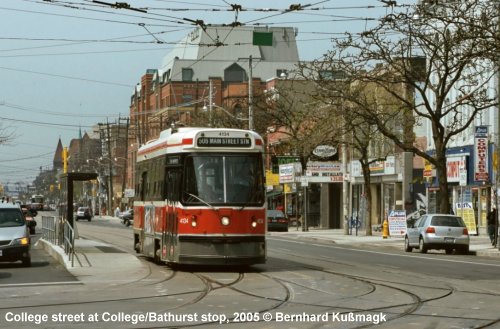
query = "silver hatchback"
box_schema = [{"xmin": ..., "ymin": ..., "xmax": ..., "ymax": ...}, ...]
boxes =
[{"xmin": 405, "ymin": 214, "xmax": 470, "ymax": 254}]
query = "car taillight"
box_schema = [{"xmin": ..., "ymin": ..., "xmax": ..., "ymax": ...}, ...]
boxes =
[
  {"xmin": 463, "ymin": 228, "xmax": 469, "ymax": 235},
  {"xmin": 425, "ymin": 226, "xmax": 435, "ymax": 234}
]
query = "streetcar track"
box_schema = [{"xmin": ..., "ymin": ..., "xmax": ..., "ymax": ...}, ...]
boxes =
[
  {"xmin": 0, "ymin": 288, "xmax": 209, "ymax": 311},
  {"xmin": 143, "ymin": 271, "xmax": 294, "ymax": 329},
  {"xmin": 29, "ymin": 221, "xmax": 499, "ymax": 328}
]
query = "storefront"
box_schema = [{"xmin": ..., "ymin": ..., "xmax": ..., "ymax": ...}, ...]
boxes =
[
  {"xmin": 349, "ymin": 154, "xmax": 413, "ymax": 228},
  {"xmin": 426, "ymin": 137, "xmax": 494, "ymax": 234}
]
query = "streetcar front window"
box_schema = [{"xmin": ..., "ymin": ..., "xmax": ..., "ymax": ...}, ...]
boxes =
[{"xmin": 182, "ymin": 154, "xmax": 264, "ymax": 205}]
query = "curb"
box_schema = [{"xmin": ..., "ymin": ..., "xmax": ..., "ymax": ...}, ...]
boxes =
[{"xmin": 36, "ymin": 238, "xmax": 72, "ymax": 268}]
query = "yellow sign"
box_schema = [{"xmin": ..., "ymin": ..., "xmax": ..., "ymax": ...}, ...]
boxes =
[
  {"xmin": 455, "ymin": 202, "xmax": 477, "ymax": 235},
  {"xmin": 423, "ymin": 159, "xmax": 433, "ymax": 177},
  {"xmin": 266, "ymin": 170, "xmax": 280, "ymax": 187}
]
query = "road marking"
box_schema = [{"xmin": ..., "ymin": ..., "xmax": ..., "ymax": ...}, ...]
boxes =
[
  {"xmin": 268, "ymin": 237, "xmax": 500, "ymax": 268},
  {"xmin": 0, "ymin": 281, "xmax": 82, "ymax": 288}
]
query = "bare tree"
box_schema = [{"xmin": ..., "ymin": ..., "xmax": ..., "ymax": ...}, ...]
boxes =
[
  {"xmin": 302, "ymin": 0, "xmax": 499, "ymax": 214},
  {"xmin": 0, "ymin": 123, "xmax": 16, "ymax": 145},
  {"xmin": 258, "ymin": 79, "xmax": 343, "ymax": 167}
]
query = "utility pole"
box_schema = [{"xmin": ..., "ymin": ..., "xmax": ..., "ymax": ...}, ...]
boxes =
[
  {"xmin": 209, "ymin": 79, "xmax": 213, "ymax": 127},
  {"xmin": 238, "ymin": 55, "xmax": 256, "ymax": 130},
  {"xmin": 106, "ymin": 119, "xmax": 114, "ymax": 215},
  {"xmin": 342, "ymin": 143, "xmax": 349, "ymax": 235},
  {"xmin": 496, "ymin": 2, "xmax": 500, "ymax": 250},
  {"xmin": 248, "ymin": 55, "xmax": 254, "ymax": 130},
  {"xmin": 122, "ymin": 117, "xmax": 129, "ymax": 205}
]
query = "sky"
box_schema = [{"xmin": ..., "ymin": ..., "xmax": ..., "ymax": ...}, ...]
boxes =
[{"xmin": 0, "ymin": 0, "xmax": 415, "ymax": 191}]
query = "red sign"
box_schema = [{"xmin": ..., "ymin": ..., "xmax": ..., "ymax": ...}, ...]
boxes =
[{"xmin": 474, "ymin": 128, "xmax": 489, "ymax": 181}]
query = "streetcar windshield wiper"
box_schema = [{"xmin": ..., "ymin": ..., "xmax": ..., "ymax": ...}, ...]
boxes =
[{"xmin": 184, "ymin": 192, "xmax": 216, "ymax": 210}]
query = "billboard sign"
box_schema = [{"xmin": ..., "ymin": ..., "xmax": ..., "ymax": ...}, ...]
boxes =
[{"xmin": 474, "ymin": 126, "xmax": 489, "ymax": 181}]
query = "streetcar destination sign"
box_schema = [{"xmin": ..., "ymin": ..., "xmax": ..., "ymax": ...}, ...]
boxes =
[{"xmin": 197, "ymin": 137, "xmax": 251, "ymax": 147}]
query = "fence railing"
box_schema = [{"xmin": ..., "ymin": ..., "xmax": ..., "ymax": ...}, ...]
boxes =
[
  {"xmin": 41, "ymin": 216, "xmax": 75, "ymax": 267},
  {"xmin": 63, "ymin": 221, "xmax": 75, "ymax": 267},
  {"xmin": 41, "ymin": 216, "xmax": 58, "ymax": 244}
]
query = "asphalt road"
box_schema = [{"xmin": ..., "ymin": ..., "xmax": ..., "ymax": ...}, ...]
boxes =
[
  {"xmin": 267, "ymin": 236, "xmax": 500, "ymax": 281},
  {"xmin": 1, "ymin": 215, "xmax": 499, "ymax": 328},
  {"xmin": 0, "ymin": 223, "xmax": 77, "ymax": 287}
]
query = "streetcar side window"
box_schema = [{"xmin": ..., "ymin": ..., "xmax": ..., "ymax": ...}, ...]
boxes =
[
  {"xmin": 140, "ymin": 171, "xmax": 148, "ymax": 201},
  {"xmin": 165, "ymin": 169, "xmax": 181, "ymax": 202}
]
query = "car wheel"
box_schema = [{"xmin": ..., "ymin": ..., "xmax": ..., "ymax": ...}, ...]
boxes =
[
  {"xmin": 22, "ymin": 255, "xmax": 31, "ymax": 267},
  {"xmin": 88, "ymin": 218, "xmax": 91, "ymax": 222},
  {"xmin": 404, "ymin": 236, "xmax": 413, "ymax": 252},
  {"xmin": 125, "ymin": 219, "xmax": 131, "ymax": 227},
  {"xmin": 419, "ymin": 238, "xmax": 427, "ymax": 254},
  {"xmin": 445, "ymin": 248, "xmax": 453, "ymax": 255},
  {"xmin": 459, "ymin": 245, "xmax": 469, "ymax": 255}
]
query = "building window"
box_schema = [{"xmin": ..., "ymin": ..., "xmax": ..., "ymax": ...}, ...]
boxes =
[
  {"xmin": 182, "ymin": 68, "xmax": 194, "ymax": 82},
  {"xmin": 319, "ymin": 70, "xmax": 345, "ymax": 80},
  {"xmin": 182, "ymin": 94, "xmax": 193, "ymax": 103},
  {"xmin": 224, "ymin": 63, "xmax": 247, "ymax": 82},
  {"xmin": 276, "ymin": 69, "xmax": 288, "ymax": 78}
]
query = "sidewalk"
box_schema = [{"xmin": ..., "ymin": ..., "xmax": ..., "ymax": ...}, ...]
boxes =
[{"xmin": 38, "ymin": 237, "xmax": 148, "ymax": 285}]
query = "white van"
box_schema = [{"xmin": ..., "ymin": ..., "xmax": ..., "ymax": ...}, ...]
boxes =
[{"xmin": 0, "ymin": 203, "xmax": 33, "ymax": 266}]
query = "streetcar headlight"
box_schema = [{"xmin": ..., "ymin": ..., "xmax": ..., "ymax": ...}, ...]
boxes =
[
  {"xmin": 221, "ymin": 216, "xmax": 230, "ymax": 226},
  {"xmin": 251, "ymin": 216, "xmax": 257, "ymax": 228},
  {"xmin": 191, "ymin": 215, "xmax": 197, "ymax": 227}
]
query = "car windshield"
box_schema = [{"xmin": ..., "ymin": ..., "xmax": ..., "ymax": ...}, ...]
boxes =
[
  {"xmin": 267, "ymin": 210, "xmax": 285, "ymax": 219},
  {"xmin": 182, "ymin": 154, "xmax": 265, "ymax": 205},
  {"xmin": 430, "ymin": 216, "xmax": 464, "ymax": 227},
  {"xmin": 0, "ymin": 209, "xmax": 25, "ymax": 227}
]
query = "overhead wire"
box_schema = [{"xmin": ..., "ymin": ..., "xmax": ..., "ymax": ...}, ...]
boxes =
[{"xmin": 0, "ymin": 0, "xmax": 415, "ymax": 183}]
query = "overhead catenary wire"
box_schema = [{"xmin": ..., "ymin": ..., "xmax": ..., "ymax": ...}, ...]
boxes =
[{"xmin": 0, "ymin": 0, "xmax": 416, "ymax": 186}]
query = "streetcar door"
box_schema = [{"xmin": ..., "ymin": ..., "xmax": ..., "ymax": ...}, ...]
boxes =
[{"xmin": 164, "ymin": 163, "xmax": 181, "ymax": 262}]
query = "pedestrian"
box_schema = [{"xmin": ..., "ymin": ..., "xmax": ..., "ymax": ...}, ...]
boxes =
[
  {"xmin": 114, "ymin": 206, "xmax": 120, "ymax": 218},
  {"xmin": 487, "ymin": 208, "xmax": 497, "ymax": 246}
]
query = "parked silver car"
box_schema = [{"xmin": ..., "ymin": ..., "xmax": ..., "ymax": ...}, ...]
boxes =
[{"xmin": 405, "ymin": 214, "xmax": 470, "ymax": 254}]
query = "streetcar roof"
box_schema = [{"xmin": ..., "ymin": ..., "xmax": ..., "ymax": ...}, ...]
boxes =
[{"xmin": 137, "ymin": 127, "xmax": 263, "ymax": 161}]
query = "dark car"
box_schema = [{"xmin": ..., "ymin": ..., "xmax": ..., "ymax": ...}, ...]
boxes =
[
  {"xmin": 267, "ymin": 209, "xmax": 288, "ymax": 232},
  {"xmin": 76, "ymin": 207, "xmax": 92, "ymax": 221},
  {"xmin": 21, "ymin": 207, "xmax": 37, "ymax": 234}
]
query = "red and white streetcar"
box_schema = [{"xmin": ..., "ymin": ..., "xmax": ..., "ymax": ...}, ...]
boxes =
[{"xmin": 133, "ymin": 127, "xmax": 267, "ymax": 266}]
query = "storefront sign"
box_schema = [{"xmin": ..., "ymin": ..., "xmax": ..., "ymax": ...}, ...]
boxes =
[
  {"xmin": 388, "ymin": 210, "xmax": 407, "ymax": 237},
  {"xmin": 305, "ymin": 161, "xmax": 343, "ymax": 183},
  {"xmin": 351, "ymin": 157, "xmax": 396, "ymax": 177},
  {"xmin": 455, "ymin": 202, "xmax": 478, "ymax": 235},
  {"xmin": 447, "ymin": 156, "xmax": 466, "ymax": 183},
  {"xmin": 279, "ymin": 163, "xmax": 301, "ymax": 184},
  {"xmin": 423, "ymin": 159, "xmax": 433, "ymax": 178},
  {"xmin": 312, "ymin": 145, "xmax": 337, "ymax": 158},
  {"xmin": 474, "ymin": 126, "xmax": 489, "ymax": 181},
  {"xmin": 266, "ymin": 170, "xmax": 280, "ymax": 187}
]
